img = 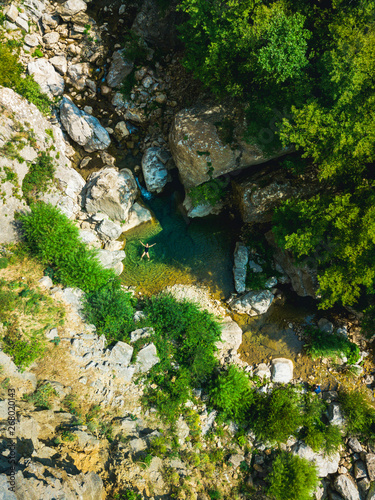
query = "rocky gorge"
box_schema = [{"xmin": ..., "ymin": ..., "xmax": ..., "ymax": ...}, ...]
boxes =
[{"xmin": 0, "ymin": 1, "xmax": 374, "ymax": 500}]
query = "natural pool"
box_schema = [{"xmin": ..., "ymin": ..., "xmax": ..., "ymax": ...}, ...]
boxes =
[{"xmin": 120, "ymin": 188, "xmax": 242, "ymax": 298}]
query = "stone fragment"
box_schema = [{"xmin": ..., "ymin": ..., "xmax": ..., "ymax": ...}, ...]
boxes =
[
  {"xmin": 271, "ymin": 358, "xmax": 294, "ymax": 384},
  {"xmin": 28, "ymin": 59, "xmax": 64, "ymax": 98},
  {"xmin": 318, "ymin": 318, "xmax": 334, "ymax": 334},
  {"xmin": 67, "ymin": 62, "xmax": 90, "ymax": 90},
  {"xmin": 107, "ymin": 49, "xmax": 134, "ymax": 88},
  {"xmin": 130, "ymin": 327, "xmax": 154, "ymax": 343},
  {"xmin": 328, "ymin": 403, "xmax": 346, "ymax": 428},
  {"xmin": 354, "ymin": 460, "xmax": 367, "ymax": 479},
  {"xmin": 60, "ymin": 97, "xmax": 110, "ymax": 152},
  {"xmin": 135, "ymin": 343, "xmax": 160, "ymax": 373},
  {"xmin": 108, "ymin": 341, "xmax": 133, "ymax": 366},
  {"xmin": 78, "ymin": 229, "xmax": 101, "ymax": 248},
  {"xmin": 366, "ymin": 454, "xmax": 375, "ymax": 481},
  {"xmin": 141, "ymin": 147, "xmax": 168, "ymax": 193},
  {"xmin": 96, "ymin": 249, "xmax": 125, "ymax": 274},
  {"xmin": 348, "ymin": 438, "xmax": 362, "ymax": 453},
  {"xmin": 229, "ymin": 454, "xmax": 245, "ymax": 468},
  {"xmin": 84, "ymin": 167, "xmax": 137, "ymax": 221},
  {"xmin": 233, "ymin": 242, "xmax": 248, "ymax": 294},
  {"xmin": 43, "ymin": 32, "xmax": 60, "ymax": 46},
  {"xmin": 176, "ymin": 416, "xmax": 190, "ymax": 445},
  {"xmin": 334, "ymin": 474, "xmax": 360, "ymax": 500},
  {"xmin": 254, "ymin": 363, "xmax": 271, "ymax": 380},
  {"xmin": 230, "ymin": 290, "xmax": 274, "ymax": 316},
  {"xmin": 38, "ymin": 276, "xmax": 53, "ymax": 289},
  {"xmin": 114, "ymin": 121, "xmax": 130, "ymax": 140},
  {"xmin": 24, "ymin": 34, "xmax": 40, "ymax": 47},
  {"xmin": 97, "ymin": 218, "xmax": 123, "ymax": 240},
  {"xmin": 58, "ymin": 0, "xmax": 87, "ymax": 20},
  {"xmin": 5, "ymin": 4, "xmax": 19, "ymax": 22},
  {"xmin": 15, "ymin": 16, "xmax": 29, "ymax": 32}
]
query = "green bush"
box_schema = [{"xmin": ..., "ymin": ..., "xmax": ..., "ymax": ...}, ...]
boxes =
[
  {"xmin": 304, "ymin": 326, "xmax": 360, "ymax": 365},
  {"xmin": 22, "ymin": 152, "xmax": 55, "ymax": 203},
  {"xmin": 302, "ymin": 393, "xmax": 342, "ymax": 455},
  {"xmin": 250, "ymin": 385, "xmax": 303, "ymax": 444},
  {"xmin": 23, "ymin": 382, "xmax": 57, "ymax": 409},
  {"xmin": 143, "ymin": 294, "xmax": 222, "ymax": 420},
  {"xmin": 188, "ymin": 178, "xmax": 228, "ymax": 208},
  {"xmin": 0, "ymin": 43, "xmax": 51, "ymax": 114},
  {"xmin": 2, "ymin": 327, "xmax": 45, "ymax": 371},
  {"xmin": 267, "ymin": 451, "xmax": 319, "ymax": 500},
  {"xmin": 209, "ymin": 365, "xmax": 254, "ymax": 423},
  {"xmin": 83, "ymin": 282, "xmax": 135, "ymax": 343},
  {"xmin": 339, "ymin": 390, "xmax": 375, "ymax": 441},
  {"xmin": 18, "ymin": 202, "xmax": 115, "ymax": 292}
]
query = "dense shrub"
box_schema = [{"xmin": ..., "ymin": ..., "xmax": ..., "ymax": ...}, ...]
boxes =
[
  {"xmin": 250, "ymin": 385, "xmax": 303, "ymax": 444},
  {"xmin": 83, "ymin": 282, "xmax": 135, "ymax": 343},
  {"xmin": 22, "ymin": 152, "xmax": 55, "ymax": 203},
  {"xmin": 0, "ymin": 43, "xmax": 51, "ymax": 114},
  {"xmin": 304, "ymin": 326, "xmax": 360, "ymax": 365},
  {"xmin": 339, "ymin": 390, "xmax": 375, "ymax": 441},
  {"xmin": 267, "ymin": 451, "xmax": 319, "ymax": 500},
  {"xmin": 18, "ymin": 202, "xmax": 115, "ymax": 292},
  {"xmin": 209, "ymin": 365, "xmax": 254, "ymax": 423},
  {"xmin": 143, "ymin": 294, "xmax": 222, "ymax": 420}
]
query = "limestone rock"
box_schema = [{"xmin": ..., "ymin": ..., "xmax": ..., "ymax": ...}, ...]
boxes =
[
  {"xmin": 135, "ymin": 343, "xmax": 160, "ymax": 373},
  {"xmin": 106, "ymin": 50, "xmax": 134, "ymax": 88},
  {"xmin": 334, "ymin": 475, "xmax": 360, "ymax": 500},
  {"xmin": 49, "ymin": 55, "xmax": 67, "ymax": 75},
  {"xmin": 107, "ymin": 341, "xmax": 133, "ymax": 366},
  {"xmin": 354, "ymin": 460, "xmax": 367, "ymax": 480},
  {"xmin": 230, "ymin": 290, "xmax": 274, "ymax": 316},
  {"xmin": 176, "ymin": 416, "xmax": 190, "ymax": 445},
  {"xmin": 84, "ymin": 167, "xmax": 137, "ymax": 221},
  {"xmin": 58, "ymin": 0, "xmax": 87, "ymax": 20},
  {"xmin": 60, "ymin": 97, "xmax": 111, "ymax": 152},
  {"xmin": 328, "ymin": 403, "xmax": 346, "ymax": 428},
  {"xmin": 229, "ymin": 454, "xmax": 245, "ymax": 468},
  {"xmin": 141, "ymin": 147, "xmax": 168, "ymax": 193},
  {"xmin": 254, "ymin": 363, "xmax": 271, "ymax": 380},
  {"xmin": 271, "ymin": 358, "xmax": 293, "ymax": 383},
  {"xmin": 348, "ymin": 438, "xmax": 362, "ymax": 453},
  {"xmin": 96, "ymin": 249, "xmax": 125, "ymax": 274},
  {"xmin": 293, "ymin": 442, "xmax": 340, "ymax": 477},
  {"xmin": 67, "ymin": 62, "xmax": 90, "ymax": 90},
  {"xmin": 43, "ymin": 32, "xmax": 60, "ymax": 46},
  {"xmin": 121, "ymin": 202, "xmax": 153, "ymax": 233},
  {"xmin": 366, "ymin": 454, "xmax": 375, "ymax": 481},
  {"xmin": 130, "ymin": 327, "xmax": 154, "ymax": 343},
  {"xmin": 79, "ymin": 229, "xmax": 102, "ymax": 248},
  {"xmin": 216, "ymin": 317, "xmax": 243, "ymax": 358},
  {"xmin": 24, "ymin": 34, "xmax": 40, "ymax": 47},
  {"xmin": 5, "ymin": 4, "xmax": 19, "ymax": 22},
  {"xmin": 233, "ymin": 242, "xmax": 249, "ymax": 294},
  {"xmin": 169, "ymin": 105, "xmax": 289, "ymax": 189},
  {"xmin": 183, "ymin": 193, "xmax": 224, "ymax": 218},
  {"xmin": 27, "ymin": 59, "xmax": 65, "ymax": 98},
  {"xmin": 114, "ymin": 121, "xmax": 129, "ymax": 140},
  {"xmin": 97, "ymin": 218, "xmax": 123, "ymax": 240},
  {"xmin": 15, "ymin": 16, "xmax": 29, "ymax": 32},
  {"xmin": 38, "ymin": 276, "xmax": 53, "ymax": 289}
]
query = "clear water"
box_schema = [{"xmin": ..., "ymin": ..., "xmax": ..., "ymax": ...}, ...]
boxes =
[{"xmin": 120, "ymin": 191, "xmax": 241, "ymax": 298}]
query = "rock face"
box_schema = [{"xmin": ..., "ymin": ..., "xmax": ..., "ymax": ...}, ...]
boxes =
[
  {"xmin": 293, "ymin": 442, "xmax": 340, "ymax": 477},
  {"xmin": 141, "ymin": 147, "xmax": 168, "ymax": 193},
  {"xmin": 230, "ymin": 290, "xmax": 274, "ymax": 316},
  {"xmin": 182, "ymin": 193, "xmax": 224, "ymax": 218},
  {"xmin": 121, "ymin": 202, "xmax": 153, "ymax": 233},
  {"xmin": 233, "ymin": 242, "xmax": 249, "ymax": 293},
  {"xmin": 60, "ymin": 97, "xmax": 111, "ymax": 152},
  {"xmin": 169, "ymin": 105, "xmax": 288, "ymax": 189},
  {"xmin": 27, "ymin": 59, "xmax": 65, "ymax": 98},
  {"xmin": 0, "ymin": 87, "xmax": 83, "ymax": 243},
  {"xmin": 232, "ymin": 165, "xmax": 318, "ymax": 224},
  {"xmin": 266, "ymin": 231, "xmax": 317, "ymax": 298},
  {"xmin": 271, "ymin": 358, "xmax": 293, "ymax": 383},
  {"xmin": 106, "ymin": 50, "xmax": 134, "ymax": 88},
  {"xmin": 84, "ymin": 167, "xmax": 137, "ymax": 221}
]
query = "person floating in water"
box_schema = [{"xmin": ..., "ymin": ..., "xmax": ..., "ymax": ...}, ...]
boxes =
[{"xmin": 140, "ymin": 241, "xmax": 156, "ymax": 260}]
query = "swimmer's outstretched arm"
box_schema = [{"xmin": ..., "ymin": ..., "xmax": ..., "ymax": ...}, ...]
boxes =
[
  {"xmin": 139, "ymin": 241, "xmax": 146, "ymax": 247},
  {"xmin": 149, "ymin": 243, "xmax": 157, "ymax": 247}
]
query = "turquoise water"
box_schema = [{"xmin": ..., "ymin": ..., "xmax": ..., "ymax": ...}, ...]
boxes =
[{"xmin": 120, "ymin": 192, "xmax": 240, "ymax": 298}]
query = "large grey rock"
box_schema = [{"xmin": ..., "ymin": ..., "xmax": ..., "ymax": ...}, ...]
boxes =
[
  {"xmin": 60, "ymin": 97, "xmax": 111, "ymax": 152},
  {"xmin": 328, "ymin": 403, "xmax": 346, "ymax": 428},
  {"xmin": 183, "ymin": 193, "xmax": 224, "ymax": 218},
  {"xmin": 366, "ymin": 454, "xmax": 375, "ymax": 481},
  {"xmin": 169, "ymin": 105, "xmax": 289, "ymax": 189},
  {"xmin": 24, "ymin": 34, "xmax": 41, "ymax": 47},
  {"xmin": 348, "ymin": 438, "xmax": 362, "ymax": 453},
  {"xmin": 49, "ymin": 56, "xmax": 67, "ymax": 75},
  {"xmin": 130, "ymin": 327, "xmax": 154, "ymax": 343},
  {"xmin": 43, "ymin": 32, "xmax": 60, "ymax": 46},
  {"xmin": 230, "ymin": 290, "xmax": 274, "ymax": 316},
  {"xmin": 254, "ymin": 363, "xmax": 271, "ymax": 380},
  {"xmin": 108, "ymin": 342, "xmax": 133, "ymax": 366},
  {"xmin": 15, "ymin": 16, "xmax": 29, "ymax": 32},
  {"xmin": 78, "ymin": 229, "xmax": 101, "ymax": 248},
  {"xmin": 58, "ymin": 0, "xmax": 87, "ymax": 20},
  {"xmin": 334, "ymin": 475, "xmax": 360, "ymax": 500},
  {"xmin": 84, "ymin": 168, "xmax": 137, "ymax": 221},
  {"xmin": 271, "ymin": 358, "xmax": 293, "ymax": 383},
  {"xmin": 293, "ymin": 442, "xmax": 340, "ymax": 477},
  {"xmin": 5, "ymin": 4, "xmax": 19, "ymax": 22},
  {"xmin": 107, "ymin": 50, "xmax": 134, "ymax": 88},
  {"xmin": 97, "ymin": 218, "xmax": 123, "ymax": 240},
  {"xmin": 67, "ymin": 63, "xmax": 90, "ymax": 90},
  {"xmin": 0, "ymin": 474, "xmax": 17, "ymax": 499},
  {"xmin": 27, "ymin": 59, "xmax": 65, "ymax": 98},
  {"xmin": 215, "ymin": 317, "xmax": 243, "ymax": 358},
  {"xmin": 96, "ymin": 249, "xmax": 125, "ymax": 274},
  {"xmin": 135, "ymin": 343, "xmax": 160, "ymax": 373},
  {"xmin": 141, "ymin": 147, "xmax": 168, "ymax": 193},
  {"xmin": 121, "ymin": 202, "xmax": 153, "ymax": 233},
  {"xmin": 353, "ymin": 460, "xmax": 367, "ymax": 480},
  {"xmin": 233, "ymin": 242, "xmax": 249, "ymax": 294}
]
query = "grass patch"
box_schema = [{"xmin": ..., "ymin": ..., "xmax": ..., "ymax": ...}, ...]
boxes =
[
  {"xmin": 304, "ymin": 325, "xmax": 360, "ymax": 364},
  {"xmin": 339, "ymin": 390, "xmax": 375, "ymax": 441},
  {"xmin": 17, "ymin": 202, "xmax": 115, "ymax": 292},
  {"xmin": 188, "ymin": 178, "xmax": 229, "ymax": 208},
  {"xmin": 23, "ymin": 382, "xmax": 57, "ymax": 409}
]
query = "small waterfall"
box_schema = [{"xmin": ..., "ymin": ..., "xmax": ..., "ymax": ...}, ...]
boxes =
[{"xmin": 135, "ymin": 176, "xmax": 153, "ymax": 200}]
